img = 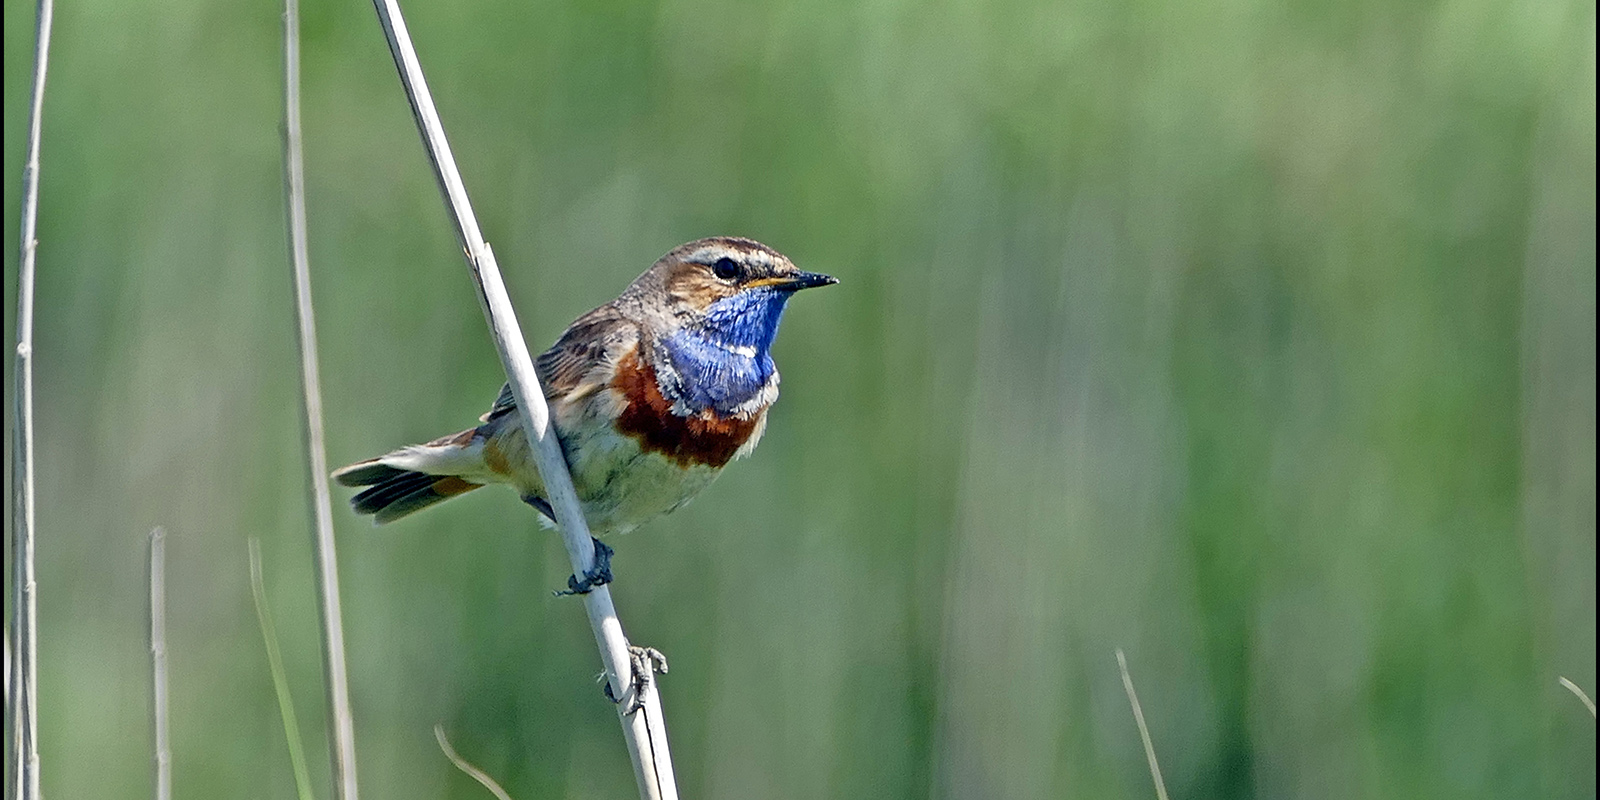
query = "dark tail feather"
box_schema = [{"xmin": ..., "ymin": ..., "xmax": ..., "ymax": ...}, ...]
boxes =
[{"xmin": 332, "ymin": 461, "xmax": 482, "ymax": 525}]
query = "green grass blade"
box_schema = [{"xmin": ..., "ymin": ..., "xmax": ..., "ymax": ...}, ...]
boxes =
[{"xmin": 250, "ymin": 538, "xmax": 317, "ymax": 800}]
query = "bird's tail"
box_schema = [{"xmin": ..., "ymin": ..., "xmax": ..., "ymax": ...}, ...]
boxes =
[{"xmin": 332, "ymin": 431, "xmax": 485, "ymax": 524}]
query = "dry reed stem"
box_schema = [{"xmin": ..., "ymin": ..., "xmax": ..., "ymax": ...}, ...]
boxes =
[
  {"xmin": 1117, "ymin": 649, "xmax": 1170, "ymax": 800},
  {"xmin": 4, "ymin": 626, "xmax": 12, "ymax": 800},
  {"xmin": 434, "ymin": 724, "xmax": 515, "ymax": 800},
  {"xmin": 149, "ymin": 528, "xmax": 171, "ymax": 800},
  {"xmin": 281, "ymin": 0, "xmax": 361, "ymax": 795},
  {"xmin": 364, "ymin": 2, "xmax": 676, "ymax": 797},
  {"xmin": 1557, "ymin": 676, "xmax": 1596, "ymax": 719},
  {"xmin": 10, "ymin": 0, "xmax": 54, "ymax": 797}
]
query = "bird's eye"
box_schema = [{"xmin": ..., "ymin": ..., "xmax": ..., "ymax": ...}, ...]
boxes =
[{"xmin": 712, "ymin": 257, "xmax": 740, "ymax": 281}]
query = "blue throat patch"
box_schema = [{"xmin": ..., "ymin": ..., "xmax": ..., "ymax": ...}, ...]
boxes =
[{"xmin": 660, "ymin": 288, "xmax": 794, "ymax": 415}]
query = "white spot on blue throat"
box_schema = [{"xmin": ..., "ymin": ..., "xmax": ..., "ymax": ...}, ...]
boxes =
[{"xmin": 661, "ymin": 288, "xmax": 794, "ymax": 415}]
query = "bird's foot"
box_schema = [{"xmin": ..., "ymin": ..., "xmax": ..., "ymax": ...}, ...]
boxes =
[
  {"xmin": 520, "ymin": 494, "xmax": 556, "ymax": 523},
  {"xmin": 603, "ymin": 645, "xmax": 669, "ymax": 715},
  {"xmin": 554, "ymin": 537, "xmax": 614, "ymax": 596}
]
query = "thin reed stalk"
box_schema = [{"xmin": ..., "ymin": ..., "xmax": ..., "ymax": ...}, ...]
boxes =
[
  {"xmin": 1117, "ymin": 649, "xmax": 1170, "ymax": 800},
  {"xmin": 4, "ymin": 627, "xmax": 12, "ymax": 800},
  {"xmin": 280, "ymin": 0, "xmax": 361, "ymax": 796},
  {"xmin": 434, "ymin": 725, "xmax": 515, "ymax": 800},
  {"xmin": 364, "ymin": 2, "xmax": 676, "ymax": 796},
  {"xmin": 149, "ymin": 528, "xmax": 172, "ymax": 800},
  {"xmin": 1558, "ymin": 676, "xmax": 1596, "ymax": 719},
  {"xmin": 10, "ymin": 0, "xmax": 55, "ymax": 798}
]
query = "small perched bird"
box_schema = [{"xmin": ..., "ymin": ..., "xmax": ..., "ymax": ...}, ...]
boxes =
[{"xmin": 333, "ymin": 236, "xmax": 835, "ymax": 590}]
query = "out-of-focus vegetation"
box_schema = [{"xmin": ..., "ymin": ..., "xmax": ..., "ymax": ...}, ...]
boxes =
[{"xmin": 4, "ymin": 0, "xmax": 1594, "ymax": 797}]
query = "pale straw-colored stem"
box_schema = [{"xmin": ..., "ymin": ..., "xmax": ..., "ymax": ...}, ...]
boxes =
[
  {"xmin": 364, "ymin": 2, "xmax": 676, "ymax": 797},
  {"xmin": 1117, "ymin": 649, "xmax": 1170, "ymax": 800},
  {"xmin": 11, "ymin": 1, "xmax": 54, "ymax": 798},
  {"xmin": 434, "ymin": 724, "xmax": 515, "ymax": 800},
  {"xmin": 281, "ymin": 0, "xmax": 361, "ymax": 796},
  {"xmin": 5, "ymin": 626, "xmax": 13, "ymax": 800},
  {"xmin": 1557, "ymin": 676, "xmax": 1596, "ymax": 719},
  {"xmin": 149, "ymin": 529, "xmax": 172, "ymax": 800}
]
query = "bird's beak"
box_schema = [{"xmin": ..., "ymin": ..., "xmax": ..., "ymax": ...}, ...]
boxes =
[{"xmin": 747, "ymin": 271, "xmax": 839, "ymax": 291}]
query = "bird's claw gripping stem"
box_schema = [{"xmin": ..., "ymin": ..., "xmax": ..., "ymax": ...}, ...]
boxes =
[
  {"xmin": 604, "ymin": 646, "xmax": 669, "ymax": 715},
  {"xmin": 555, "ymin": 536, "xmax": 614, "ymax": 596}
]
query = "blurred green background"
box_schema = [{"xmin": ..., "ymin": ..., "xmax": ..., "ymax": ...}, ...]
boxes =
[{"xmin": 4, "ymin": 0, "xmax": 1594, "ymax": 797}]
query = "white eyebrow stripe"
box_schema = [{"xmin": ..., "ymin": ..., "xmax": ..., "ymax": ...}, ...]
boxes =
[{"xmin": 688, "ymin": 246, "xmax": 776, "ymax": 270}]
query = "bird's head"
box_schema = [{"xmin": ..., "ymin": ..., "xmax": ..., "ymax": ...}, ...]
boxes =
[
  {"xmin": 621, "ymin": 237, "xmax": 834, "ymax": 416},
  {"xmin": 635, "ymin": 236, "xmax": 836, "ymax": 354}
]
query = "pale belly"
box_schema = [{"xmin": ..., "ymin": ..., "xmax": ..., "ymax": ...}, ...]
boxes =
[
  {"xmin": 563, "ymin": 422, "xmax": 722, "ymax": 535},
  {"xmin": 468, "ymin": 402, "xmax": 724, "ymax": 536}
]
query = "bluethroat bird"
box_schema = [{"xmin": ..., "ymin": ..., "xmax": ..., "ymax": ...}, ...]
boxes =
[{"xmin": 333, "ymin": 237, "xmax": 835, "ymax": 593}]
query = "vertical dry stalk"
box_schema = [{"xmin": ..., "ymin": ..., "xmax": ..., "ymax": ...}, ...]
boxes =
[
  {"xmin": 1117, "ymin": 649, "xmax": 1170, "ymax": 800},
  {"xmin": 364, "ymin": 2, "xmax": 677, "ymax": 797},
  {"xmin": 149, "ymin": 528, "xmax": 172, "ymax": 800},
  {"xmin": 281, "ymin": 0, "xmax": 361, "ymax": 796},
  {"xmin": 10, "ymin": 1, "xmax": 55, "ymax": 798},
  {"xmin": 4, "ymin": 627, "xmax": 11, "ymax": 800}
]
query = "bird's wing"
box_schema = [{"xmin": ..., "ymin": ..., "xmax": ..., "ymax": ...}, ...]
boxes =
[{"xmin": 482, "ymin": 305, "xmax": 641, "ymax": 422}]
